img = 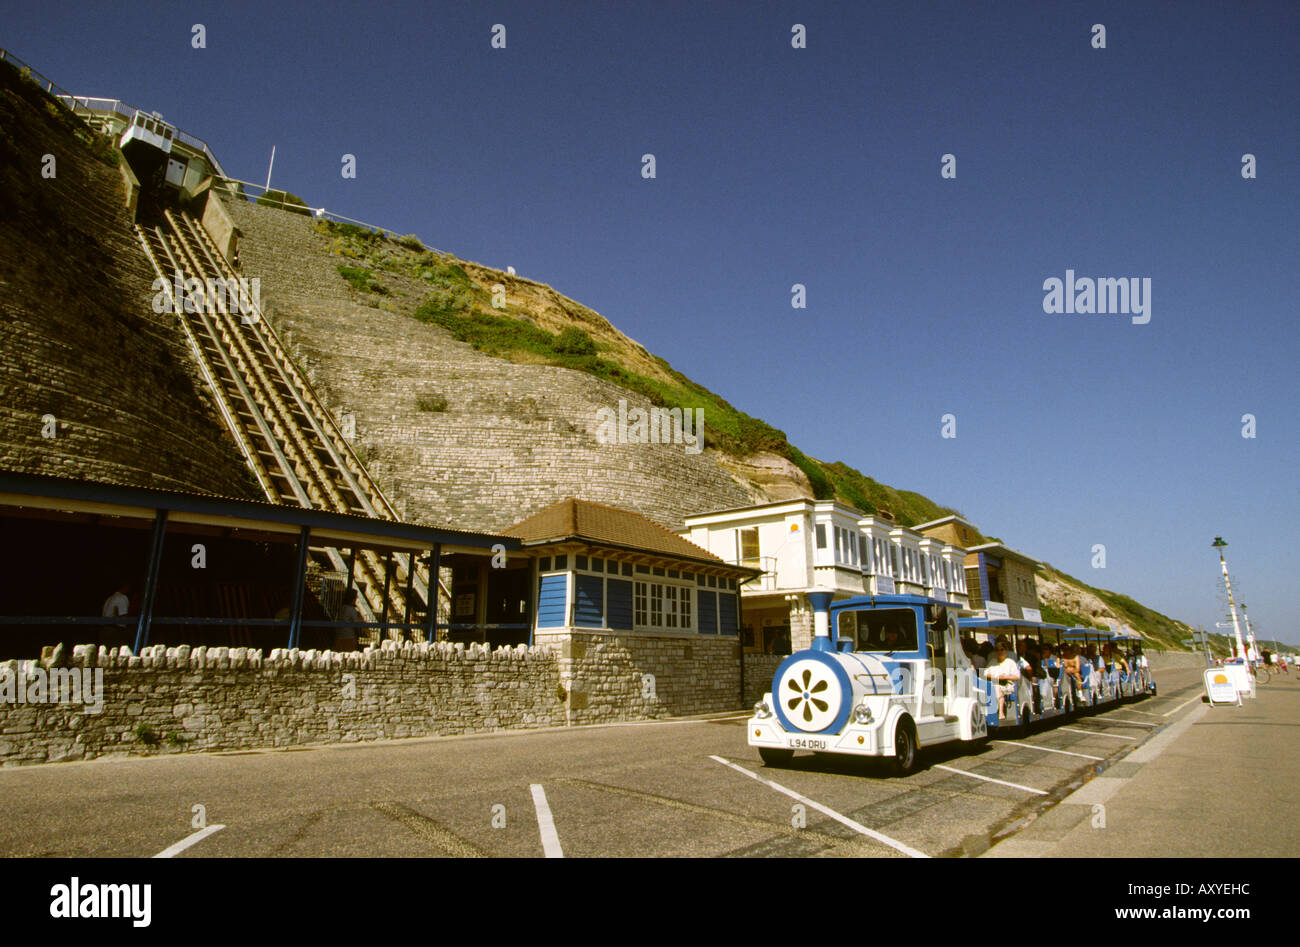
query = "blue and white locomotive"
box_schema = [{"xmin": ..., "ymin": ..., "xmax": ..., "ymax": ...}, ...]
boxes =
[{"xmin": 749, "ymin": 593, "xmax": 1155, "ymax": 774}]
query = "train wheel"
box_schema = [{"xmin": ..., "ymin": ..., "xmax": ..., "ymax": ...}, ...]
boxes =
[
  {"xmin": 759, "ymin": 747, "xmax": 794, "ymax": 767},
  {"xmin": 890, "ymin": 719, "xmax": 919, "ymax": 776}
]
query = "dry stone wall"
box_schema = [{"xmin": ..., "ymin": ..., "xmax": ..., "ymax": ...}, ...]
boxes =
[
  {"xmin": 223, "ymin": 200, "xmax": 757, "ymax": 532},
  {"xmin": 0, "ymin": 639, "xmax": 561, "ymax": 766}
]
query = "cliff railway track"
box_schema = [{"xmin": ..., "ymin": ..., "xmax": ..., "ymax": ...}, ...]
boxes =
[{"xmin": 133, "ymin": 205, "xmax": 444, "ymax": 636}]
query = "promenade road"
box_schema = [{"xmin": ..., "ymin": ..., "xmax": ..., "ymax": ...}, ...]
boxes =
[
  {"xmin": 985, "ymin": 666, "xmax": 1300, "ymax": 857},
  {"xmin": 0, "ymin": 664, "xmax": 1266, "ymax": 858}
]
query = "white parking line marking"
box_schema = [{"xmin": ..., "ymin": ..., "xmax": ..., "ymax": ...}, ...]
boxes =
[
  {"xmin": 1059, "ymin": 727, "xmax": 1136, "ymax": 741},
  {"xmin": 1162, "ymin": 696, "xmax": 1201, "ymax": 717},
  {"xmin": 933, "ymin": 764, "xmax": 1048, "ymax": 795},
  {"xmin": 530, "ymin": 784, "xmax": 564, "ymax": 858},
  {"xmin": 1096, "ymin": 716, "xmax": 1158, "ymax": 727},
  {"xmin": 1116, "ymin": 707, "xmax": 1164, "ymax": 717},
  {"xmin": 709, "ymin": 756, "xmax": 928, "ymax": 858},
  {"xmin": 993, "ymin": 741, "xmax": 1103, "ymax": 761},
  {"xmin": 153, "ymin": 824, "xmax": 226, "ymax": 858}
]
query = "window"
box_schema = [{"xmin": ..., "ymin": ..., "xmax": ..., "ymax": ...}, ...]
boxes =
[
  {"xmin": 849, "ymin": 608, "xmax": 919, "ymax": 652},
  {"xmin": 680, "ymin": 586, "xmax": 692, "ymax": 629},
  {"xmin": 539, "ymin": 557, "xmax": 552, "ymax": 572},
  {"xmin": 668, "ymin": 570, "xmax": 679, "ymax": 579},
  {"xmin": 892, "ymin": 546, "xmax": 902, "ymax": 579},
  {"xmin": 859, "ymin": 535, "xmax": 868, "ymax": 568},
  {"xmin": 622, "ymin": 563, "xmax": 633, "ymax": 576},
  {"xmin": 815, "ymin": 524, "xmax": 827, "ymax": 549},
  {"xmin": 664, "ymin": 585, "xmax": 678, "ymax": 628},
  {"xmin": 650, "ymin": 585, "xmax": 662, "ymax": 626},
  {"xmin": 555, "ymin": 555, "xmax": 567, "ymax": 569},
  {"xmin": 634, "ymin": 582, "xmax": 648, "ymax": 626},
  {"xmin": 739, "ymin": 527, "xmax": 759, "ymax": 562},
  {"xmin": 576, "ymin": 555, "xmax": 588, "ymax": 571}
]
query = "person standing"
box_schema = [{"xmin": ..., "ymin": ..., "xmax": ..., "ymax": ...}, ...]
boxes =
[{"xmin": 334, "ymin": 588, "xmax": 360, "ymax": 652}]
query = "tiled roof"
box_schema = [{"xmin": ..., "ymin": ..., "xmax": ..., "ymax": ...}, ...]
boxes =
[{"xmin": 504, "ymin": 498, "xmax": 731, "ymax": 566}]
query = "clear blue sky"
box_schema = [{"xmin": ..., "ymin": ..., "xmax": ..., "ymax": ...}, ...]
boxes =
[{"xmin": 9, "ymin": 1, "xmax": 1298, "ymax": 643}]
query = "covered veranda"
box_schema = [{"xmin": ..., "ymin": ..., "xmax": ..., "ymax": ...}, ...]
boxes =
[{"xmin": 0, "ymin": 471, "xmax": 519, "ymax": 659}]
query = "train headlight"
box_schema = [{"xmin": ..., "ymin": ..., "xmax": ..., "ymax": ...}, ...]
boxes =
[
  {"xmin": 853, "ymin": 702, "xmax": 874, "ymax": 725},
  {"xmin": 753, "ymin": 700, "xmax": 772, "ymax": 720}
]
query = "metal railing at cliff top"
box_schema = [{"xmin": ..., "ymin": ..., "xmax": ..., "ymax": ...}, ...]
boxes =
[{"xmin": 210, "ymin": 175, "xmax": 443, "ymax": 255}]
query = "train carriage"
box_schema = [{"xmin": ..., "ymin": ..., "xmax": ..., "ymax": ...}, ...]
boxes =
[{"xmin": 958, "ymin": 616, "xmax": 1076, "ymax": 729}]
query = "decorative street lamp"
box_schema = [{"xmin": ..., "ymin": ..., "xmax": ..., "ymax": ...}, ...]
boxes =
[{"xmin": 1211, "ymin": 538, "xmax": 1247, "ymax": 663}]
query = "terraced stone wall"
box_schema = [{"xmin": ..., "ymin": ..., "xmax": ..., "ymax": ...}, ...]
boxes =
[
  {"xmin": 0, "ymin": 64, "xmax": 259, "ymax": 498},
  {"xmin": 222, "ymin": 199, "xmax": 756, "ymax": 532}
]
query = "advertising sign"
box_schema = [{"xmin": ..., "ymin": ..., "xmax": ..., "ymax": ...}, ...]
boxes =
[{"xmin": 1203, "ymin": 668, "xmax": 1240, "ymax": 706}]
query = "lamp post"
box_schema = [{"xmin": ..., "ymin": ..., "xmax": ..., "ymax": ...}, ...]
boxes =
[
  {"xmin": 1241, "ymin": 603, "xmax": 1259, "ymax": 662},
  {"xmin": 1211, "ymin": 538, "xmax": 1247, "ymax": 663}
]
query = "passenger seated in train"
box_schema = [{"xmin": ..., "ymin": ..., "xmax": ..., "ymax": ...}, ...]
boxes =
[
  {"xmin": 1062, "ymin": 644, "xmax": 1084, "ymax": 696},
  {"xmin": 983, "ymin": 636, "xmax": 1020, "ymax": 718},
  {"xmin": 857, "ymin": 611, "xmax": 917, "ymax": 652},
  {"xmin": 1107, "ymin": 643, "xmax": 1130, "ymax": 677},
  {"xmin": 962, "ymin": 637, "xmax": 986, "ymax": 669},
  {"xmin": 1042, "ymin": 644, "xmax": 1062, "ymax": 707},
  {"xmin": 1020, "ymin": 640, "xmax": 1046, "ymax": 713}
]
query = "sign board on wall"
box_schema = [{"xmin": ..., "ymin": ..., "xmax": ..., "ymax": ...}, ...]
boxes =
[
  {"xmin": 1021, "ymin": 607, "xmax": 1042, "ymax": 622},
  {"xmin": 875, "ymin": 576, "xmax": 896, "ymax": 594},
  {"xmin": 986, "ymin": 602, "xmax": 1010, "ymax": 619},
  {"xmin": 1203, "ymin": 668, "xmax": 1241, "ymax": 706},
  {"xmin": 930, "ymin": 588, "xmax": 947, "ymax": 603}
]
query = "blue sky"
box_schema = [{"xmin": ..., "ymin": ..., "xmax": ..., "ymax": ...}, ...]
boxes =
[{"xmin": 9, "ymin": 1, "xmax": 1297, "ymax": 643}]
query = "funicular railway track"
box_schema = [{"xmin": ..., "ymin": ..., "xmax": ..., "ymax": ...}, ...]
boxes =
[{"xmin": 133, "ymin": 206, "xmax": 444, "ymax": 638}]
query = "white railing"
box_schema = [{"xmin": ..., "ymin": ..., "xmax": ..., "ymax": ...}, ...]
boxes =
[
  {"xmin": 52, "ymin": 91, "xmax": 228, "ymax": 178},
  {"xmin": 734, "ymin": 556, "xmax": 778, "ymax": 592},
  {"xmin": 212, "ymin": 175, "xmax": 443, "ymax": 255}
]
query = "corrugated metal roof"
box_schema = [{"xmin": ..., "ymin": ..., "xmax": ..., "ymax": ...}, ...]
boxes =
[{"xmin": 0, "ymin": 470, "xmax": 515, "ymax": 549}]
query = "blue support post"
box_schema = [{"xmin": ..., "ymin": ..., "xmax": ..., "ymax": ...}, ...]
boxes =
[
  {"xmin": 380, "ymin": 550, "xmax": 393, "ymax": 641},
  {"xmin": 425, "ymin": 543, "xmax": 441, "ymax": 643},
  {"xmin": 287, "ymin": 526, "xmax": 310, "ymax": 649},
  {"xmin": 132, "ymin": 509, "xmax": 169, "ymax": 655}
]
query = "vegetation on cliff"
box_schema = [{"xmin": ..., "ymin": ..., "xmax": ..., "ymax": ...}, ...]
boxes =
[{"xmin": 310, "ymin": 219, "xmax": 964, "ymax": 524}]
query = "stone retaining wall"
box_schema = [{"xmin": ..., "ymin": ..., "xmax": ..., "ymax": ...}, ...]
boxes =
[
  {"xmin": 0, "ymin": 640, "xmax": 560, "ymax": 766},
  {"xmin": 742, "ymin": 654, "xmax": 785, "ymax": 705},
  {"xmin": 537, "ymin": 630, "xmax": 744, "ymax": 725}
]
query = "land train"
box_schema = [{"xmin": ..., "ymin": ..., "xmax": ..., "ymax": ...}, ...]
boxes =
[{"xmin": 748, "ymin": 593, "xmax": 1156, "ymax": 775}]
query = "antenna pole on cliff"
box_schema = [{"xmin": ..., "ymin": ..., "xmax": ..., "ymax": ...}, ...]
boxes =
[
  {"xmin": 265, "ymin": 145, "xmax": 276, "ymax": 193},
  {"xmin": 1211, "ymin": 537, "xmax": 1247, "ymax": 661}
]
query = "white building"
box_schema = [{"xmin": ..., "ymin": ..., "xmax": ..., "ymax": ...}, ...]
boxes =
[{"xmin": 681, "ymin": 500, "xmax": 968, "ymax": 653}]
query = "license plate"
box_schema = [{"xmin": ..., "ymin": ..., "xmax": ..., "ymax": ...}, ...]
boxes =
[{"xmin": 787, "ymin": 736, "xmax": 827, "ymax": 750}]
